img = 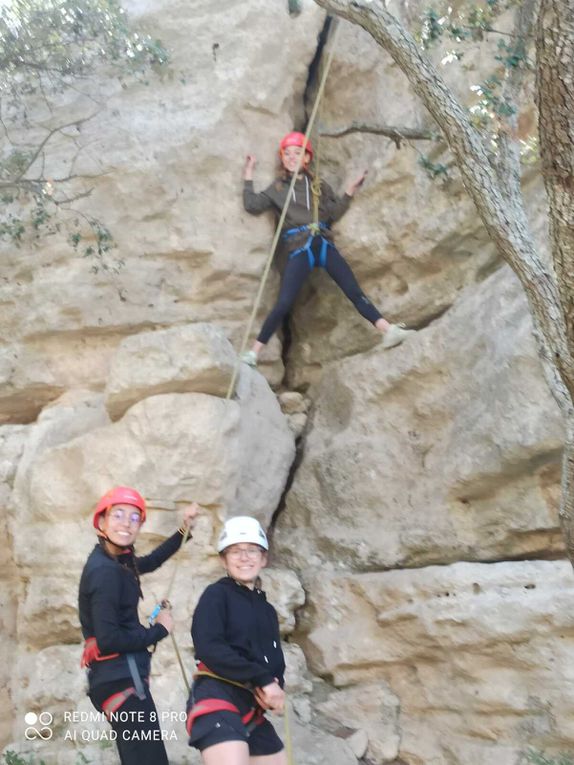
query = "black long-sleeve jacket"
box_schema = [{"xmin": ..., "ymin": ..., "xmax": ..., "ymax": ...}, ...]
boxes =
[
  {"xmin": 244, "ymin": 174, "xmax": 352, "ymax": 262},
  {"xmin": 191, "ymin": 576, "xmax": 285, "ymax": 690},
  {"xmin": 78, "ymin": 532, "xmax": 185, "ymax": 690}
]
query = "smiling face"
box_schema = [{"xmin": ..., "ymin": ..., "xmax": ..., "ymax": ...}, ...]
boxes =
[
  {"xmin": 220, "ymin": 543, "xmax": 267, "ymax": 588},
  {"xmin": 281, "ymin": 145, "xmax": 311, "ymax": 175},
  {"xmin": 98, "ymin": 503, "xmax": 143, "ymax": 552}
]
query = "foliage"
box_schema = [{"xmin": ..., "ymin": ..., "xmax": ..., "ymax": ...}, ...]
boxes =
[
  {"xmin": 525, "ymin": 750, "xmax": 574, "ymax": 765},
  {"xmin": 288, "ymin": 0, "xmax": 302, "ymax": 14},
  {"xmin": 3, "ymin": 751, "xmax": 46, "ymax": 765},
  {"xmin": 2, "ymin": 750, "xmax": 92, "ymax": 765},
  {"xmin": 410, "ymin": 0, "xmax": 534, "ymax": 181},
  {"xmin": 419, "ymin": 0, "xmax": 514, "ymax": 48},
  {"xmin": 418, "ymin": 154, "xmax": 450, "ymax": 180},
  {"xmin": 0, "ymin": 0, "xmax": 167, "ymax": 110},
  {"xmin": 0, "ymin": 0, "xmax": 168, "ymax": 265}
]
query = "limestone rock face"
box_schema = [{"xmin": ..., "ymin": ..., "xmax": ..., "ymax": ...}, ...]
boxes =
[
  {"xmin": 104, "ymin": 323, "xmax": 237, "ymax": 419},
  {"xmin": 0, "ymin": 424, "xmax": 28, "ymax": 747},
  {"xmin": 0, "ymin": 0, "xmax": 325, "ymax": 421},
  {"xmin": 13, "ymin": 379, "xmax": 293, "ymax": 574},
  {"xmin": 275, "ymin": 267, "xmax": 564, "ymax": 571},
  {"xmin": 1, "ymin": 0, "xmax": 571, "ymax": 763},
  {"xmin": 5, "ymin": 358, "xmax": 297, "ymax": 764},
  {"xmin": 298, "ymin": 560, "xmax": 574, "ymax": 765},
  {"xmin": 317, "ymin": 684, "xmax": 401, "ymax": 763},
  {"xmin": 262, "ymin": 567, "xmax": 306, "ymax": 635}
]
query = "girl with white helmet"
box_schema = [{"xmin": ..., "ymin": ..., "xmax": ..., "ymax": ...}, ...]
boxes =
[
  {"xmin": 186, "ymin": 516, "xmax": 286, "ymax": 765},
  {"xmin": 241, "ymin": 131, "xmax": 416, "ymax": 366}
]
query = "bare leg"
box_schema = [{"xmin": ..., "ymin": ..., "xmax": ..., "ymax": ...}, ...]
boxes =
[
  {"xmin": 202, "ymin": 740, "xmax": 250, "ymax": 765},
  {"xmin": 250, "ymin": 340, "xmax": 265, "ymax": 357},
  {"xmin": 250, "ymin": 750, "xmax": 288, "ymax": 765},
  {"xmin": 375, "ymin": 318, "xmax": 391, "ymax": 333}
]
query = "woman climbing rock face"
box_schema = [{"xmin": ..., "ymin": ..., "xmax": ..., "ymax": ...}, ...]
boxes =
[
  {"xmin": 78, "ymin": 486, "xmax": 199, "ymax": 765},
  {"xmin": 241, "ymin": 130, "xmax": 416, "ymax": 366},
  {"xmin": 186, "ymin": 516, "xmax": 286, "ymax": 765}
]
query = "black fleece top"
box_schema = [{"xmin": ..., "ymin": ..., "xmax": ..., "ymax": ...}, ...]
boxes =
[
  {"xmin": 78, "ymin": 532, "xmax": 186, "ymax": 690},
  {"xmin": 191, "ymin": 576, "xmax": 285, "ymax": 689}
]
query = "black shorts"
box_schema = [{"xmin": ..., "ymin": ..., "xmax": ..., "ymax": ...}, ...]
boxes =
[
  {"xmin": 189, "ymin": 709, "xmax": 283, "ymax": 755},
  {"xmin": 187, "ymin": 677, "xmax": 283, "ymax": 756}
]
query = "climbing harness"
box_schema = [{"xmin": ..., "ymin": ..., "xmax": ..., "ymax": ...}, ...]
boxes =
[
  {"xmin": 101, "ymin": 686, "xmax": 145, "ymax": 720},
  {"xmin": 80, "ymin": 636, "xmax": 119, "ymax": 667},
  {"xmin": 186, "ymin": 662, "xmax": 265, "ymax": 739},
  {"xmin": 186, "ymin": 699, "xmax": 264, "ymax": 738},
  {"xmin": 283, "ymin": 223, "xmax": 331, "ymax": 269},
  {"xmin": 194, "ymin": 661, "xmax": 254, "ymax": 691},
  {"xmin": 80, "ymin": 638, "xmax": 148, "ymax": 714}
]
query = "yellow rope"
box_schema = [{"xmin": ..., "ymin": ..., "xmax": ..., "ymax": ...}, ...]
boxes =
[
  {"xmin": 193, "ymin": 668, "xmax": 252, "ymax": 692},
  {"xmin": 170, "ymin": 631, "xmax": 191, "ymax": 695},
  {"xmin": 225, "ymin": 18, "xmax": 341, "ymax": 400},
  {"xmin": 284, "ymin": 696, "xmax": 294, "ymax": 765}
]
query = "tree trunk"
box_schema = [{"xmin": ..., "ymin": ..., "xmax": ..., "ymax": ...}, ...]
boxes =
[
  {"xmin": 536, "ymin": 0, "xmax": 574, "ymax": 371},
  {"xmin": 313, "ymin": 0, "xmax": 574, "ymax": 561}
]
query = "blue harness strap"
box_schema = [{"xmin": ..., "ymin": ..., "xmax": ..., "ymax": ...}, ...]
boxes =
[{"xmin": 283, "ymin": 223, "xmax": 330, "ymax": 269}]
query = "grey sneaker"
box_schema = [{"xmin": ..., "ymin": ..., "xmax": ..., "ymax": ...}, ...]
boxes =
[
  {"xmin": 382, "ymin": 323, "xmax": 416, "ymax": 349},
  {"xmin": 241, "ymin": 350, "xmax": 258, "ymax": 367}
]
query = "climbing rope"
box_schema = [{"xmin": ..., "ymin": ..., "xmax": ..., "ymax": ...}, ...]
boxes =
[
  {"xmin": 153, "ymin": 13, "xmax": 342, "ymax": 718},
  {"xmin": 284, "ymin": 696, "xmax": 294, "ymax": 765}
]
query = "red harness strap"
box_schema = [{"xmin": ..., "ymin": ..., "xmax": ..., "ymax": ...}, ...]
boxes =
[
  {"xmin": 187, "ymin": 662, "xmax": 265, "ymax": 737},
  {"xmin": 186, "ymin": 698, "xmax": 264, "ymax": 737},
  {"xmin": 80, "ymin": 637, "xmax": 120, "ymax": 668},
  {"xmin": 101, "ymin": 687, "xmax": 137, "ymax": 720}
]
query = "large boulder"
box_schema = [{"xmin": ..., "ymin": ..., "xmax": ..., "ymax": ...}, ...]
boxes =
[
  {"xmin": 298, "ymin": 560, "xmax": 574, "ymax": 765},
  {"xmin": 104, "ymin": 323, "xmax": 238, "ymax": 420},
  {"xmin": 276, "ymin": 267, "xmax": 564, "ymax": 571},
  {"xmin": 13, "ymin": 370, "xmax": 294, "ymax": 574}
]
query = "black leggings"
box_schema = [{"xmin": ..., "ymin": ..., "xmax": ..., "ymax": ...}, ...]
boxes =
[
  {"xmin": 90, "ymin": 680, "xmax": 169, "ymax": 765},
  {"xmin": 257, "ymin": 237, "xmax": 383, "ymax": 344}
]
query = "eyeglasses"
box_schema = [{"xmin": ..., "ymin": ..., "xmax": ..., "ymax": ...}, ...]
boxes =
[
  {"xmin": 108, "ymin": 508, "xmax": 142, "ymax": 525},
  {"xmin": 225, "ymin": 547, "xmax": 263, "ymax": 560}
]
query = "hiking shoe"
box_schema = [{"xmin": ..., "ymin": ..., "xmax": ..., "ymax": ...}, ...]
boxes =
[
  {"xmin": 241, "ymin": 350, "xmax": 258, "ymax": 367},
  {"xmin": 382, "ymin": 323, "xmax": 416, "ymax": 349}
]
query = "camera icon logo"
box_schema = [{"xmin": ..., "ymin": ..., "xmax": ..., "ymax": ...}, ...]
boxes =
[{"xmin": 24, "ymin": 712, "xmax": 53, "ymax": 741}]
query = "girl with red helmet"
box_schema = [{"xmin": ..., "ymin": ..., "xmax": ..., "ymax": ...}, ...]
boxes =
[
  {"xmin": 79, "ymin": 487, "xmax": 199, "ymax": 765},
  {"xmin": 242, "ymin": 131, "xmax": 415, "ymax": 366}
]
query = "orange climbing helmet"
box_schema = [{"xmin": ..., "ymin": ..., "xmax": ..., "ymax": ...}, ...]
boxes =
[
  {"xmin": 279, "ymin": 131, "xmax": 313, "ymax": 161},
  {"xmin": 93, "ymin": 486, "xmax": 147, "ymax": 530}
]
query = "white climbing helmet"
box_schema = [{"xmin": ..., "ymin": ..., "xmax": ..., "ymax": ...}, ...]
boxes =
[{"xmin": 217, "ymin": 516, "xmax": 269, "ymax": 553}]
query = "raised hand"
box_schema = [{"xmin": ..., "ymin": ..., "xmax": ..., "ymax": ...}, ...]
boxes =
[
  {"xmin": 181, "ymin": 502, "xmax": 200, "ymax": 531},
  {"xmin": 244, "ymin": 154, "xmax": 257, "ymax": 180},
  {"xmin": 345, "ymin": 169, "xmax": 368, "ymax": 197}
]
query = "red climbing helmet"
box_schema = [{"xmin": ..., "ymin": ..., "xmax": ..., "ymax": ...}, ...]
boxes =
[
  {"xmin": 92, "ymin": 486, "xmax": 147, "ymax": 530},
  {"xmin": 279, "ymin": 131, "xmax": 313, "ymax": 161}
]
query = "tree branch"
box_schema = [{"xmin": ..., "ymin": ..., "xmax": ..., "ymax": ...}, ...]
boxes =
[
  {"xmin": 319, "ymin": 121, "xmax": 439, "ymax": 147},
  {"xmin": 10, "ymin": 113, "xmax": 97, "ymax": 184}
]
